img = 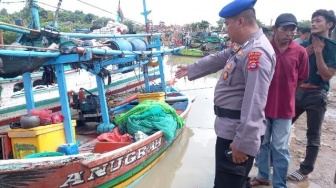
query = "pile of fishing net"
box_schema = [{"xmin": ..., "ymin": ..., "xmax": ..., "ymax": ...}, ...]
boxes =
[{"xmin": 114, "ymin": 100, "xmax": 184, "ymax": 141}]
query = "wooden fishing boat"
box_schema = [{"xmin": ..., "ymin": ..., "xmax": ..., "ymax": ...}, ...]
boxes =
[
  {"xmin": 0, "ymin": 89, "xmax": 192, "ymax": 188},
  {"xmin": 0, "ymin": 0, "xmax": 189, "ymax": 187},
  {"xmin": 171, "ymin": 31, "xmax": 225, "ymax": 57}
]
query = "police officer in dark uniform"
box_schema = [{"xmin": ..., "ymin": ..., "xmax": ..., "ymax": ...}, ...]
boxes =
[{"xmin": 175, "ymin": 0, "xmax": 276, "ymax": 187}]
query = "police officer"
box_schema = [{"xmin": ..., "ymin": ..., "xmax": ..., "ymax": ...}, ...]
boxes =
[{"xmin": 175, "ymin": 0, "xmax": 276, "ymax": 187}]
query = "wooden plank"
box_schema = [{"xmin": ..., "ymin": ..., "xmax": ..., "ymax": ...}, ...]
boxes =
[{"xmin": 93, "ymin": 142, "xmax": 132, "ymax": 154}]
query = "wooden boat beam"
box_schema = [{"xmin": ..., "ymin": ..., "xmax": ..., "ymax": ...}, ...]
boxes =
[
  {"xmin": 55, "ymin": 64, "xmax": 75, "ymax": 143},
  {"xmin": 0, "ymin": 25, "xmax": 31, "ymax": 35},
  {"xmin": 0, "ymin": 47, "xmax": 181, "ymax": 57},
  {"xmin": 94, "ymin": 63, "xmax": 111, "ymax": 125},
  {"xmin": 23, "ymin": 72, "xmax": 35, "ymax": 112},
  {"xmin": 60, "ymin": 32, "xmax": 160, "ymax": 39},
  {"xmin": 0, "ymin": 30, "xmax": 3, "ymax": 47}
]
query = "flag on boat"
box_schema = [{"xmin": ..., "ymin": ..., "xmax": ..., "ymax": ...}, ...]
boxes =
[{"xmin": 117, "ymin": 0, "xmax": 124, "ymax": 22}]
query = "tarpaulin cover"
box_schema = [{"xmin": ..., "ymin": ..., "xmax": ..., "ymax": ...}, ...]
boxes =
[{"xmin": 97, "ymin": 127, "xmax": 133, "ymax": 143}]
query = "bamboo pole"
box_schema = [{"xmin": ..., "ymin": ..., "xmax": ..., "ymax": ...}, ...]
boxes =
[
  {"xmin": 0, "ymin": 44, "xmax": 59, "ymax": 51},
  {"xmin": 0, "ymin": 30, "xmax": 3, "ymax": 43},
  {"xmin": 0, "ymin": 21, "xmax": 40, "ymax": 33},
  {"xmin": 0, "ymin": 30, "xmax": 3, "ymax": 49}
]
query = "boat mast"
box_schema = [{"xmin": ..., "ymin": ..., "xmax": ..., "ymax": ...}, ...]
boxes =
[
  {"xmin": 29, "ymin": 0, "xmax": 40, "ymax": 29},
  {"xmin": 52, "ymin": 0, "xmax": 62, "ymax": 27},
  {"xmin": 141, "ymin": 0, "xmax": 167, "ymax": 93},
  {"xmin": 22, "ymin": 0, "xmax": 40, "ymax": 114},
  {"xmin": 141, "ymin": 0, "xmax": 151, "ymax": 33}
]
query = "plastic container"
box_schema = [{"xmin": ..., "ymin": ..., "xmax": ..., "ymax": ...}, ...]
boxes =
[
  {"xmin": 8, "ymin": 121, "xmax": 76, "ymax": 159},
  {"xmin": 148, "ymin": 57, "xmax": 159, "ymax": 67},
  {"xmin": 57, "ymin": 143, "xmax": 79, "ymax": 155},
  {"xmin": 128, "ymin": 38, "xmax": 147, "ymax": 51},
  {"xmin": 137, "ymin": 92, "xmax": 165, "ymax": 103},
  {"xmin": 20, "ymin": 115, "xmax": 40, "ymax": 129},
  {"xmin": 0, "ymin": 132, "xmax": 12, "ymax": 159}
]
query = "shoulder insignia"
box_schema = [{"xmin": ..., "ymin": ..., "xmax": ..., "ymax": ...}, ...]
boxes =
[
  {"xmin": 247, "ymin": 52, "xmax": 261, "ymax": 70},
  {"xmin": 223, "ymin": 71, "xmax": 229, "ymax": 80},
  {"xmin": 226, "ymin": 62, "xmax": 232, "ymax": 70}
]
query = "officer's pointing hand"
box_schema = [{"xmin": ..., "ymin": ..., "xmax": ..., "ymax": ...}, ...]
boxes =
[
  {"xmin": 175, "ymin": 64, "xmax": 188, "ymax": 79},
  {"xmin": 230, "ymin": 144, "xmax": 248, "ymax": 164}
]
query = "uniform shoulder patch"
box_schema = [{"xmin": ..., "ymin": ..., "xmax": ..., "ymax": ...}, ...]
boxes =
[{"xmin": 247, "ymin": 52, "xmax": 262, "ymax": 70}]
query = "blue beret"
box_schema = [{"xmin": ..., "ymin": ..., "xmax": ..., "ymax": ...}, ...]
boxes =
[{"xmin": 219, "ymin": 0, "xmax": 257, "ymax": 18}]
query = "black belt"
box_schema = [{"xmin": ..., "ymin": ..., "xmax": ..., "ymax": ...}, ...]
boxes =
[{"xmin": 214, "ymin": 105, "xmax": 241, "ymax": 119}]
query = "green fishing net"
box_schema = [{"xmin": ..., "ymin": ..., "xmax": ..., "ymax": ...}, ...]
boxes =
[{"xmin": 114, "ymin": 100, "xmax": 185, "ymax": 141}]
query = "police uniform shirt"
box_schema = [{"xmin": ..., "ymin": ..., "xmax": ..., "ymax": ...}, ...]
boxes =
[{"xmin": 187, "ymin": 28, "xmax": 276, "ymax": 157}]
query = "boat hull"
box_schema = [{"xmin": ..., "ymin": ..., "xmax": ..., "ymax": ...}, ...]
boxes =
[
  {"xmin": 0, "ymin": 54, "xmax": 51, "ymax": 78},
  {"xmin": 0, "ymin": 93, "xmax": 193, "ymax": 188}
]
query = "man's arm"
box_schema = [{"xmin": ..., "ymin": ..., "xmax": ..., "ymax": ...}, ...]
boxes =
[
  {"xmin": 313, "ymin": 36, "xmax": 336, "ymax": 81},
  {"xmin": 231, "ymin": 50, "xmax": 275, "ymax": 157},
  {"xmin": 187, "ymin": 48, "xmax": 232, "ymax": 81},
  {"xmin": 297, "ymin": 47, "xmax": 310, "ymax": 88},
  {"xmin": 297, "ymin": 80, "xmax": 304, "ymax": 89},
  {"xmin": 315, "ymin": 51, "xmax": 336, "ymax": 81}
]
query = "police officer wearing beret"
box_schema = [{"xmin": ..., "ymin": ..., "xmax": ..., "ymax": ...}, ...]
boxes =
[{"xmin": 175, "ymin": 0, "xmax": 276, "ymax": 187}]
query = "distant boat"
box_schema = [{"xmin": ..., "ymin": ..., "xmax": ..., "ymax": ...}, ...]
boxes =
[
  {"xmin": 171, "ymin": 31, "xmax": 225, "ymax": 57},
  {"xmin": 173, "ymin": 48, "xmax": 207, "ymax": 57}
]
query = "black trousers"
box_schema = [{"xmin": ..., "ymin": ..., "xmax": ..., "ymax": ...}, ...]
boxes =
[
  {"xmin": 292, "ymin": 88, "xmax": 327, "ymax": 175},
  {"xmin": 213, "ymin": 137, "xmax": 255, "ymax": 188}
]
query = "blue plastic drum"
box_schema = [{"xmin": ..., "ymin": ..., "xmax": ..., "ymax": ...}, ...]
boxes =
[
  {"xmin": 128, "ymin": 39, "xmax": 147, "ymax": 51},
  {"xmin": 109, "ymin": 39, "xmax": 133, "ymax": 51}
]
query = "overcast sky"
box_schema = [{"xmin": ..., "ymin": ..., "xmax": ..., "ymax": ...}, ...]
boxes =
[{"xmin": 1, "ymin": 0, "xmax": 336, "ymax": 26}]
